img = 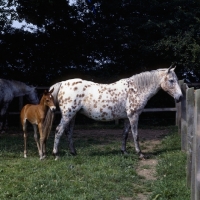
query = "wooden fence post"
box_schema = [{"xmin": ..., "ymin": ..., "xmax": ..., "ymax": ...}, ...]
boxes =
[
  {"xmin": 177, "ymin": 80, "xmax": 184, "ymax": 131},
  {"xmin": 195, "ymin": 114, "xmax": 200, "ymax": 200},
  {"xmin": 193, "ymin": 89, "xmax": 200, "ymax": 200},
  {"xmin": 181, "ymin": 83, "xmax": 187, "ymax": 151},
  {"xmin": 186, "ymin": 87, "xmax": 194, "ymax": 188}
]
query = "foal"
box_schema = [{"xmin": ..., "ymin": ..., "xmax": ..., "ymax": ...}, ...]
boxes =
[{"xmin": 20, "ymin": 88, "xmax": 56, "ymax": 160}]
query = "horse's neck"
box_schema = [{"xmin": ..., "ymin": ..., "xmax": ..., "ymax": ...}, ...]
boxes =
[
  {"xmin": 39, "ymin": 97, "xmax": 48, "ymax": 112},
  {"xmin": 10, "ymin": 81, "xmax": 32, "ymax": 97},
  {"xmin": 128, "ymin": 71, "xmax": 162, "ymax": 100}
]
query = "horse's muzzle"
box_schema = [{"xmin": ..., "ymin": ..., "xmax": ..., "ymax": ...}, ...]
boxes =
[{"xmin": 175, "ymin": 95, "xmax": 183, "ymax": 103}]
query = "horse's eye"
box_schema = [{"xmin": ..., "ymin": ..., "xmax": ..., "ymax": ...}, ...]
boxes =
[{"xmin": 169, "ymin": 79, "xmax": 174, "ymax": 84}]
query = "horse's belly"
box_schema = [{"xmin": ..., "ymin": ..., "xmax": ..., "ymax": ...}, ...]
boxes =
[{"xmin": 80, "ymin": 106, "xmax": 127, "ymax": 121}]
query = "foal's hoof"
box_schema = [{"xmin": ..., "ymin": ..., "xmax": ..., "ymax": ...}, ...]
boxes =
[{"xmin": 40, "ymin": 155, "xmax": 46, "ymax": 160}]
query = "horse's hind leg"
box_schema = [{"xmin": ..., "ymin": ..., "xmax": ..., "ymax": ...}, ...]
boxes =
[
  {"xmin": 65, "ymin": 116, "xmax": 76, "ymax": 155},
  {"xmin": 33, "ymin": 124, "xmax": 42, "ymax": 158},
  {"xmin": 0, "ymin": 102, "xmax": 10, "ymax": 133},
  {"xmin": 53, "ymin": 116, "xmax": 70, "ymax": 160},
  {"xmin": 121, "ymin": 119, "xmax": 131, "ymax": 154}
]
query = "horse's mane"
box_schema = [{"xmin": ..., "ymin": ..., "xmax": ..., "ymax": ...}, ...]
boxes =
[
  {"xmin": 129, "ymin": 69, "xmax": 167, "ymax": 91},
  {"xmin": 0, "ymin": 79, "xmax": 30, "ymax": 89},
  {"xmin": 11, "ymin": 80, "xmax": 28, "ymax": 87}
]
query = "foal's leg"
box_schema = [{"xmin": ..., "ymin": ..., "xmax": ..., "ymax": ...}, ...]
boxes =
[
  {"xmin": 65, "ymin": 116, "xmax": 76, "ymax": 155},
  {"xmin": 53, "ymin": 117, "xmax": 70, "ymax": 160},
  {"xmin": 22, "ymin": 120, "xmax": 28, "ymax": 158},
  {"xmin": 42, "ymin": 138, "xmax": 47, "ymax": 159},
  {"xmin": 128, "ymin": 114, "xmax": 144, "ymax": 159},
  {"xmin": 121, "ymin": 119, "xmax": 131, "ymax": 154},
  {"xmin": 38, "ymin": 123, "xmax": 47, "ymax": 160},
  {"xmin": 33, "ymin": 124, "xmax": 42, "ymax": 159}
]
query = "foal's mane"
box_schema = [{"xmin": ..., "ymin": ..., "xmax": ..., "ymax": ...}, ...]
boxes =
[{"xmin": 129, "ymin": 69, "xmax": 166, "ymax": 91}]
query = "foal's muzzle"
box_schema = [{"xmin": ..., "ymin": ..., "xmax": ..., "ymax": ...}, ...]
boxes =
[{"xmin": 50, "ymin": 106, "xmax": 56, "ymax": 112}]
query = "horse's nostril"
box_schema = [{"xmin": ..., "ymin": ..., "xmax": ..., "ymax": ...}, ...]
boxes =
[{"xmin": 176, "ymin": 95, "xmax": 183, "ymax": 103}]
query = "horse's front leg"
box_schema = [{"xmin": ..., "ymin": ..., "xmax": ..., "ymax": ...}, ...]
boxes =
[
  {"xmin": 53, "ymin": 117, "xmax": 70, "ymax": 160},
  {"xmin": 121, "ymin": 118, "xmax": 131, "ymax": 154},
  {"xmin": 128, "ymin": 114, "xmax": 144, "ymax": 159}
]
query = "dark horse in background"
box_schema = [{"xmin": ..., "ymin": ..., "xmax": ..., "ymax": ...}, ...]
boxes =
[{"xmin": 0, "ymin": 79, "xmax": 39, "ymax": 132}]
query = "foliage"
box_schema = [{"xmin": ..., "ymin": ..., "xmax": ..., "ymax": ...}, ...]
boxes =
[{"xmin": 1, "ymin": 0, "xmax": 200, "ymax": 85}]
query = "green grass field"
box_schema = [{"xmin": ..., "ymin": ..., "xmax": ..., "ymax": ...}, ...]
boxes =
[
  {"xmin": 0, "ymin": 126, "xmax": 190, "ymax": 200},
  {"xmin": 150, "ymin": 127, "xmax": 190, "ymax": 200}
]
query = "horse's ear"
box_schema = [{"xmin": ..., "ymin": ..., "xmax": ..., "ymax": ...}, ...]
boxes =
[
  {"xmin": 43, "ymin": 90, "xmax": 48, "ymax": 95},
  {"xmin": 168, "ymin": 65, "xmax": 176, "ymax": 73},
  {"xmin": 49, "ymin": 87, "xmax": 54, "ymax": 94}
]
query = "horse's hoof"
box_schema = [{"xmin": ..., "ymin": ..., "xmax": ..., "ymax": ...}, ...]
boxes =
[
  {"xmin": 121, "ymin": 150, "xmax": 129, "ymax": 155},
  {"xmin": 70, "ymin": 151, "xmax": 77, "ymax": 156},
  {"xmin": 24, "ymin": 155, "xmax": 27, "ymax": 158},
  {"xmin": 55, "ymin": 156, "xmax": 59, "ymax": 161},
  {"xmin": 139, "ymin": 153, "xmax": 145, "ymax": 160}
]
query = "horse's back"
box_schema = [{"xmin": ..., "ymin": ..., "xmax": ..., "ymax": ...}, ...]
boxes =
[{"xmin": 58, "ymin": 78, "xmax": 128, "ymax": 120}]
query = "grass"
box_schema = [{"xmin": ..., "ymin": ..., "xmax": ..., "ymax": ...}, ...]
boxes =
[
  {"xmin": 0, "ymin": 127, "xmax": 142, "ymax": 200},
  {"xmin": 150, "ymin": 127, "xmax": 190, "ymax": 200},
  {"xmin": 0, "ymin": 125, "xmax": 190, "ymax": 200}
]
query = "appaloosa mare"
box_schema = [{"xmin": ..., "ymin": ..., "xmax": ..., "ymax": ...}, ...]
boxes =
[
  {"xmin": 0, "ymin": 79, "xmax": 39, "ymax": 132},
  {"xmin": 45, "ymin": 66, "xmax": 182, "ymax": 160},
  {"xmin": 20, "ymin": 88, "xmax": 56, "ymax": 160}
]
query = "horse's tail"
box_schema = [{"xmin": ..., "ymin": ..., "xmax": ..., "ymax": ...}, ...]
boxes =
[{"xmin": 42, "ymin": 82, "xmax": 62, "ymax": 139}]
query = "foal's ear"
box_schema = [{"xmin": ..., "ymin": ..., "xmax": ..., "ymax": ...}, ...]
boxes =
[
  {"xmin": 49, "ymin": 87, "xmax": 54, "ymax": 94},
  {"xmin": 43, "ymin": 90, "xmax": 48, "ymax": 95}
]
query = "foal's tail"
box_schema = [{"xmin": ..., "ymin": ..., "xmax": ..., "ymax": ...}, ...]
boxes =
[{"xmin": 42, "ymin": 82, "xmax": 62, "ymax": 139}]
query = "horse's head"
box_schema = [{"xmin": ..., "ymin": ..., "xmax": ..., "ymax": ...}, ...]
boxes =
[
  {"xmin": 26, "ymin": 87, "xmax": 39, "ymax": 104},
  {"xmin": 43, "ymin": 88, "xmax": 56, "ymax": 112},
  {"xmin": 160, "ymin": 66, "xmax": 183, "ymax": 103}
]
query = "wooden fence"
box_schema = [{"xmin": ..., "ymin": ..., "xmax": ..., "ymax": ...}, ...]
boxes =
[{"xmin": 177, "ymin": 81, "xmax": 200, "ymax": 200}]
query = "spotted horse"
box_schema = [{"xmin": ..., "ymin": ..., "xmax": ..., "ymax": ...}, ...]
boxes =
[{"xmin": 45, "ymin": 66, "xmax": 182, "ymax": 160}]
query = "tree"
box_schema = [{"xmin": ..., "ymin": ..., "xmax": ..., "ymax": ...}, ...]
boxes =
[{"xmin": 1, "ymin": 0, "xmax": 200, "ymax": 85}]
